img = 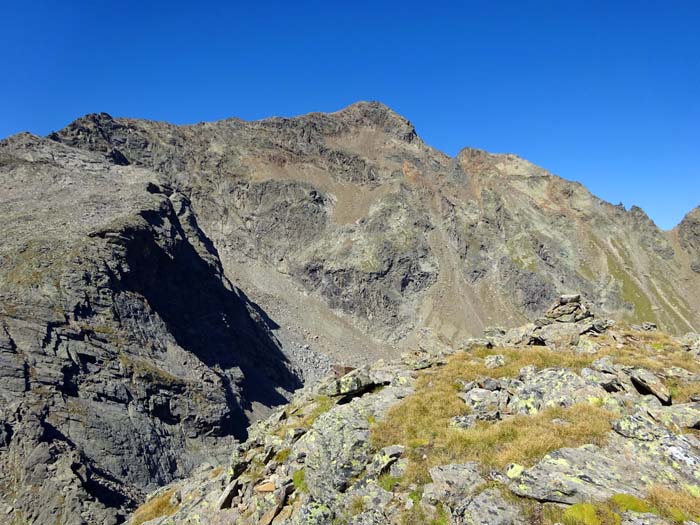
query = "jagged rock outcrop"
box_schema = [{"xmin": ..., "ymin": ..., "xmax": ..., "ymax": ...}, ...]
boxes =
[
  {"xmin": 677, "ymin": 207, "xmax": 700, "ymax": 274},
  {"xmin": 135, "ymin": 298, "xmax": 700, "ymax": 524},
  {"xmin": 0, "ymin": 134, "xmax": 305, "ymax": 523}
]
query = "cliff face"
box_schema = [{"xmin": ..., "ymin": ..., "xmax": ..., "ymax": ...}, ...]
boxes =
[
  {"xmin": 676, "ymin": 207, "xmax": 700, "ymax": 274},
  {"xmin": 1, "ymin": 102, "xmax": 698, "ymax": 523},
  {"xmin": 0, "ymin": 134, "xmax": 301, "ymax": 523}
]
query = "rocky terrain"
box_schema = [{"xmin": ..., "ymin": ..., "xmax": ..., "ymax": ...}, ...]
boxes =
[
  {"xmin": 126, "ymin": 296, "xmax": 700, "ymax": 525},
  {"xmin": 0, "ymin": 135, "xmax": 310, "ymax": 523},
  {"xmin": 1, "ymin": 102, "xmax": 699, "ymax": 524}
]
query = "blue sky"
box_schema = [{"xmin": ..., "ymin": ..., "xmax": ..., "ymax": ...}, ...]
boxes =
[{"xmin": 1, "ymin": 1, "xmax": 698, "ymax": 229}]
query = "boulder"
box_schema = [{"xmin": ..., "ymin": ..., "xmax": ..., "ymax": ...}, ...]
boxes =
[
  {"xmin": 423, "ymin": 463, "xmax": 485, "ymax": 506},
  {"xmin": 456, "ymin": 488, "xmax": 527, "ymax": 525},
  {"xmin": 507, "ymin": 368, "xmax": 608, "ymax": 415},
  {"xmin": 628, "ymin": 368, "xmax": 671, "ymax": 405},
  {"xmin": 511, "ymin": 412, "xmax": 700, "ymax": 503},
  {"xmin": 322, "ymin": 367, "xmax": 376, "ymax": 398}
]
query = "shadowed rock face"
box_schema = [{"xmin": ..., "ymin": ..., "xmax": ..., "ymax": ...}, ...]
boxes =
[
  {"xmin": 0, "ymin": 135, "xmax": 300, "ymax": 523},
  {"xmin": 1, "ymin": 102, "xmax": 699, "ymax": 523}
]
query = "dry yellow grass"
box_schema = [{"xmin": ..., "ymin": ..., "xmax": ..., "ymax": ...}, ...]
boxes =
[
  {"xmin": 370, "ymin": 348, "xmax": 614, "ymax": 483},
  {"xmin": 648, "ymin": 485, "xmax": 700, "ymax": 523},
  {"xmin": 131, "ymin": 488, "xmax": 179, "ymax": 525},
  {"xmin": 608, "ymin": 342, "xmax": 693, "ymax": 374},
  {"xmin": 459, "ymin": 346, "xmax": 598, "ymax": 380}
]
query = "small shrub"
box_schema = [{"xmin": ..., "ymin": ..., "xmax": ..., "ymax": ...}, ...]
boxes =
[
  {"xmin": 349, "ymin": 495, "xmax": 365, "ymax": 515},
  {"xmin": 408, "ymin": 488, "xmax": 423, "ymax": 505},
  {"xmin": 432, "ymin": 503, "xmax": 449, "ymax": 525},
  {"xmin": 274, "ymin": 448, "xmax": 291, "ymax": 463}
]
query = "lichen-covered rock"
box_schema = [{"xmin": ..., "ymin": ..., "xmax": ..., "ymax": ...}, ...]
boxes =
[
  {"xmin": 628, "ymin": 368, "xmax": 672, "ymax": 405},
  {"xmin": 457, "ymin": 488, "xmax": 527, "ymax": 525},
  {"xmin": 510, "ymin": 412, "xmax": 700, "ymax": 503},
  {"xmin": 543, "ymin": 294, "xmax": 592, "ymax": 323},
  {"xmin": 322, "ymin": 367, "xmax": 376, "ymax": 398},
  {"xmin": 458, "ymin": 388, "xmax": 507, "ymax": 420},
  {"xmin": 423, "ymin": 463, "xmax": 485, "ymax": 506},
  {"xmin": 366, "ymin": 445, "xmax": 405, "ymax": 478},
  {"xmin": 485, "ymin": 354, "xmax": 506, "ymax": 369},
  {"xmin": 507, "ymin": 368, "xmax": 608, "ymax": 415},
  {"xmin": 298, "ymin": 403, "xmax": 373, "ymax": 499},
  {"xmin": 648, "ymin": 403, "xmax": 700, "ymax": 430},
  {"xmin": 621, "ymin": 512, "xmax": 672, "ymax": 525}
]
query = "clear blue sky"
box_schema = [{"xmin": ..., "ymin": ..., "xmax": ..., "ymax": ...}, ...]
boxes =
[{"xmin": 2, "ymin": 1, "xmax": 698, "ymax": 229}]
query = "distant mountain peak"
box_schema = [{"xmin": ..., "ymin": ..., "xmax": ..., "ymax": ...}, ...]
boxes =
[{"xmin": 331, "ymin": 100, "xmax": 419, "ymax": 143}]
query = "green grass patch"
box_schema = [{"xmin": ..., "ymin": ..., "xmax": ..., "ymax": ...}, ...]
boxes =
[
  {"xmin": 301, "ymin": 395, "xmax": 334, "ymax": 427},
  {"xmin": 609, "ymin": 493, "xmax": 652, "ymax": 513},
  {"xmin": 292, "ymin": 469, "xmax": 308, "ymax": 493},
  {"xmin": 562, "ymin": 502, "xmax": 618, "ymax": 525},
  {"xmin": 377, "ymin": 474, "xmax": 401, "ymax": 492},
  {"xmin": 549, "ymin": 489, "xmax": 700, "ymax": 525}
]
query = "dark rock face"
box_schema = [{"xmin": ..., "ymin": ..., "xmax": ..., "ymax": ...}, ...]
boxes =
[
  {"xmin": 0, "ymin": 135, "xmax": 300, "ymax": 523},
  {"xmin": 678, "ymin": 207, "xmax": 700, "ymax": 274}
]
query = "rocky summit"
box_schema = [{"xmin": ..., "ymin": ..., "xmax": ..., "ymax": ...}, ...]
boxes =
[{"xmin": 0, "ymin": 102, "xmax": 699, "ymax": 524}]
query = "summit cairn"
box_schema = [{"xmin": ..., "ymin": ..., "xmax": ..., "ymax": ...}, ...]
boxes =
[
  {"xmin": 488, "ymin": 294, "xmax": 613, "ymax": 351},
  {"xmin": 541, "ymin": 293, "xmax": 592, "ymax": 324}
]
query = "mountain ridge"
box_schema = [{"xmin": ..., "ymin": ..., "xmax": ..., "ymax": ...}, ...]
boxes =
[
  {"xmin": 44, "ymin": 101, "xmax": 700, "ymax": 342},
  {"xmin": 36, "ymin": 100, "xmax": 695, "ymax": 229},
  {"xmin": 1, "ymin": 102, "xmax": 699, "ymax": 523}
]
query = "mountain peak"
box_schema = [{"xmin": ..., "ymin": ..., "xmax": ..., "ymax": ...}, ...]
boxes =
[{"xmin": 331, "ymin": 100, "xmax": 418, "ymax": 143}]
